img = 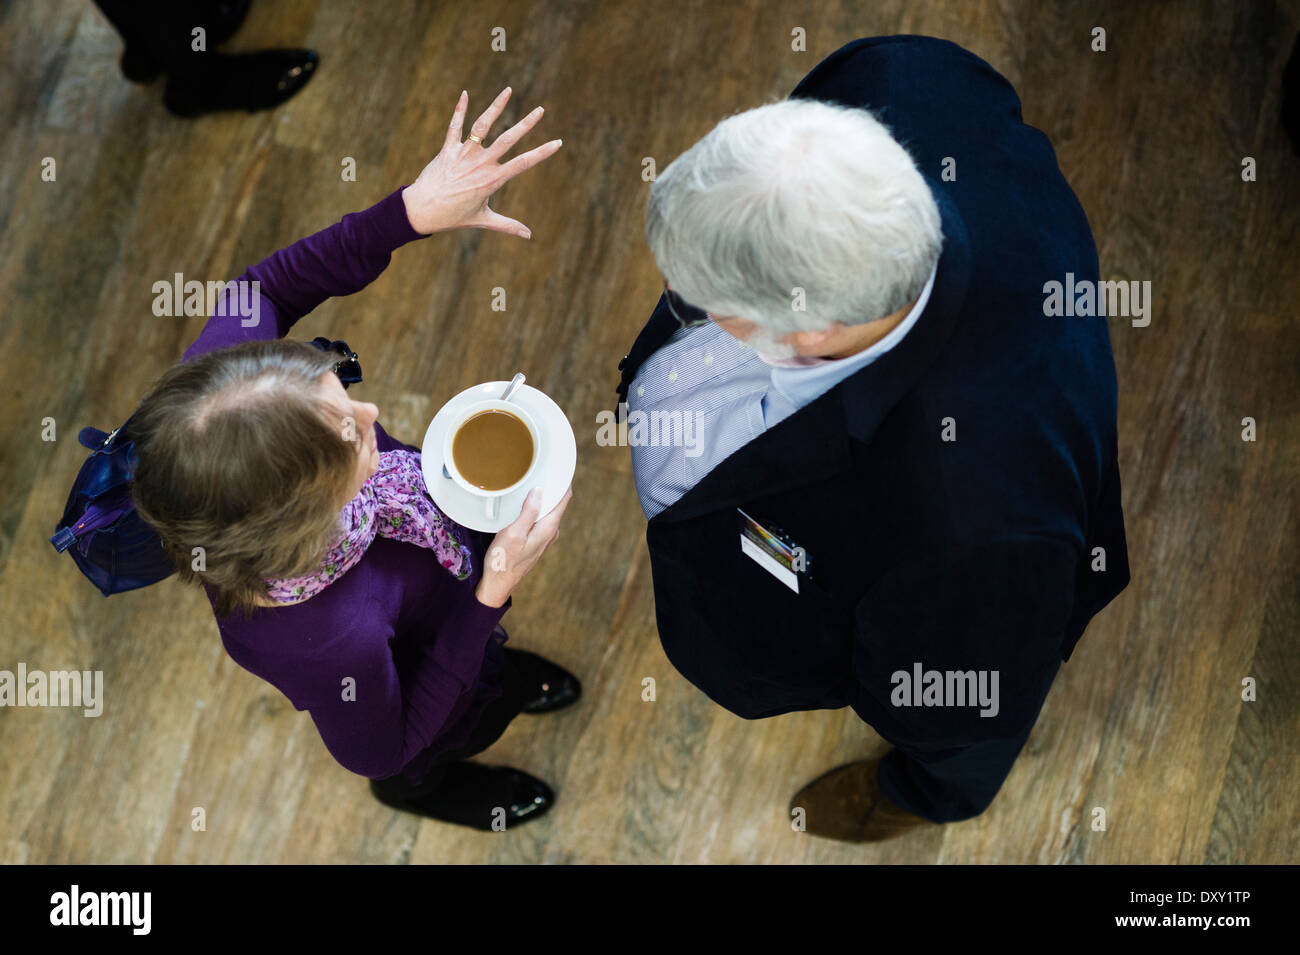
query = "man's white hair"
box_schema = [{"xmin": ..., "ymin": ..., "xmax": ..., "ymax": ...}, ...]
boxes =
[{"xmin": 646, "ymin": 98, "xmax": 942, "ymax": 335}]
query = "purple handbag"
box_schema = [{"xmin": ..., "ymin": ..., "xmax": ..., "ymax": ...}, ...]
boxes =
[{"xmin": 49, "ymin": 421, "xmax": 174, "ymax": 596}]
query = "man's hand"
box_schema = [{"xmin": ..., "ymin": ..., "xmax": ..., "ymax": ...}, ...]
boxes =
[{"xmin": 401, "ymin": 87, "xmax": 562, "ymax": 238}]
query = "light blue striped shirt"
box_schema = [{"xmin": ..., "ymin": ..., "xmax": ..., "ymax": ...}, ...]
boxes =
[{"xmin": 627, "ymin": 264, "xmax": 937, "ymax": 518}]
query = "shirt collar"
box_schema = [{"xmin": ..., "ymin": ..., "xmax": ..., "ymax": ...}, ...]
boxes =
[{"xmin": 763, "ymin": 262, "xmax": 938, "ymax": 406}]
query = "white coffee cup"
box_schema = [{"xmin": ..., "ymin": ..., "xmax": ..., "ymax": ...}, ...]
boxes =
[{"xmin": 442, "ymin": 399, "xmax": 541, "ymax": 520}]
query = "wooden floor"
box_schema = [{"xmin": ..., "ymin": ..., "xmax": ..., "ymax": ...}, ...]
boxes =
[{"xmin": 1, "ymin": 0, "xmax": 1296, "ymax": 864}]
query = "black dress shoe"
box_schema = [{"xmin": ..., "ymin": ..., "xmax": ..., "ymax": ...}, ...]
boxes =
[
  {"xmin": 118, "ymin": 0, "xmax": 254, "ymax": 84},
  {"xmin": 162, "ymin": 49, "xmax": 318, "ymax": 118},
  {"xmin": 510, "ymin": 649, "xmax": 582, "ymax": 713},
  {"xmin": 370, "ymin": 763, "xmax": 554, "ymax": 831}
]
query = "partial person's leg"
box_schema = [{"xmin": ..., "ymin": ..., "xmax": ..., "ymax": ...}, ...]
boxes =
[
  {"xmin": 876, "ymin": 661, "xmax": 1063, "ymax": 823},
  {"xmin": 457, "ymin": 530, "xmax": 583, "ymax": 715},
  {"xmin": 91, "ymin": 0, "xmax": 188, "ymax": 81},
  {"xmin": 371, "ymin": 639, "xmax": 534, "ymax": 802},
  {"xmin": 792, "ymin": 661, "xmax": 1064, "ymax": 841},
  {"xmin": 90, "ymin": 0, "xmax": 317, "ymax": 117},
  {"xmin": 369, "ymin": 638, "xmax": 552, "ymax": 828}
]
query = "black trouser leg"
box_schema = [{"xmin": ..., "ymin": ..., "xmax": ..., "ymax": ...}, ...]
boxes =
[
  {"xmin": 370, "ymin": 522, "xmax": 533, "ymax": 803},
  {"xmin": 876, "ymin": 661, "xmax": 1063, "ymax": 823},
  {"xmin": 370, "ymin": 645, "xmax": 535, "ymax": 803},
  {"xmin": 91, "ymin": 0, "xmax": 221, "ymax": 82},
  {"xmin": 92, "ymin": 0, "xmax": 317, "ymax": 117}
]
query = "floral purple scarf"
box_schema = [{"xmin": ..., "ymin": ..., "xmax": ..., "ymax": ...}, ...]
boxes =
[{"xmin": 264, "ymin": 449, "xmax": 473, "ymax": 604}]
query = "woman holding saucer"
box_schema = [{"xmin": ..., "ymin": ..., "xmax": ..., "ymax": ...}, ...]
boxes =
[{"xmin": 130, "ymin": 88, "xmax": 576, "ymax": 830}]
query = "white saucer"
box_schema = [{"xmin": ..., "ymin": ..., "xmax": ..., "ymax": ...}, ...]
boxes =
[{"xmin": 421, "ymin": 381, "xmax": 577, "ymax": 533}]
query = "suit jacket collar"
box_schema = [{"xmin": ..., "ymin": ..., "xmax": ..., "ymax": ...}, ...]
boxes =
[
  {"xmin": 615, "ymin": 296, "xmax": 677, "ymax": 410},
  {"xmin": 653, "ymin": 179, "xmax": 972, "ymax": 523}
]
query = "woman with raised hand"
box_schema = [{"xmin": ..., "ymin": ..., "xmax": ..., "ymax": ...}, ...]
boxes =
[{"xmin": 130, "ymin": 88, "xmax": 576, "ymax": 831}]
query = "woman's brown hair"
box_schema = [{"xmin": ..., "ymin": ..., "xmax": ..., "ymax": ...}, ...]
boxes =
[{"xmin": 130, "ymin": 340, "xmax": 358, "ymax": 616}]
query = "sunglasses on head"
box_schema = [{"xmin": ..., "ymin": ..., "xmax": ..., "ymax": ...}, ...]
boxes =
[{"xmin": 308, "ymin": 336, "xmax": 362, "ymax": 389}]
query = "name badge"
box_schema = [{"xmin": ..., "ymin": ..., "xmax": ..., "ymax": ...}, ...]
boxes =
[{"xmin": 737, "ymin": 508, "xmax": 810, "ymax": 594}]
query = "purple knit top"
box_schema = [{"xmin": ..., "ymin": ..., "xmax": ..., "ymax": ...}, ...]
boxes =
[{"xmin": 182, "ymin": 187, "xmax": 510, "ymax": 784}]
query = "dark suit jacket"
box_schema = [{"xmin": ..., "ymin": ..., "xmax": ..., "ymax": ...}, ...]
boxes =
[{"xmin": 615, "ymin": 36, "xmax": 1130, "ymax": 757}]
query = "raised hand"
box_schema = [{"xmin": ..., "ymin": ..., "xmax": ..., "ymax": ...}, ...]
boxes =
[{"xmin": 401, "ymin": 87, "xmax": 562, "ymax": 238}]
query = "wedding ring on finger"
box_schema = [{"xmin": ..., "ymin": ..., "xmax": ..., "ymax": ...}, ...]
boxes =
[{"xmin": 467, "ymin": 133, "xmax": 483, "ymax": 144}]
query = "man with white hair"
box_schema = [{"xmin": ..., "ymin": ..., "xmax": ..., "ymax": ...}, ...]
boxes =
[{"xmin": 615, "ymin": 36, "xmax": 1130, "ymax": 841}]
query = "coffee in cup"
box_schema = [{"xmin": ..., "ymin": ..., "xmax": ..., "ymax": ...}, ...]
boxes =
[
  {"xmin": 442, "ymin": 397, "xmax": 542, "ymax": 520},
  {"xmin": 452, "ymin": 409, "xmax": 534, "ymax": 491}
]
